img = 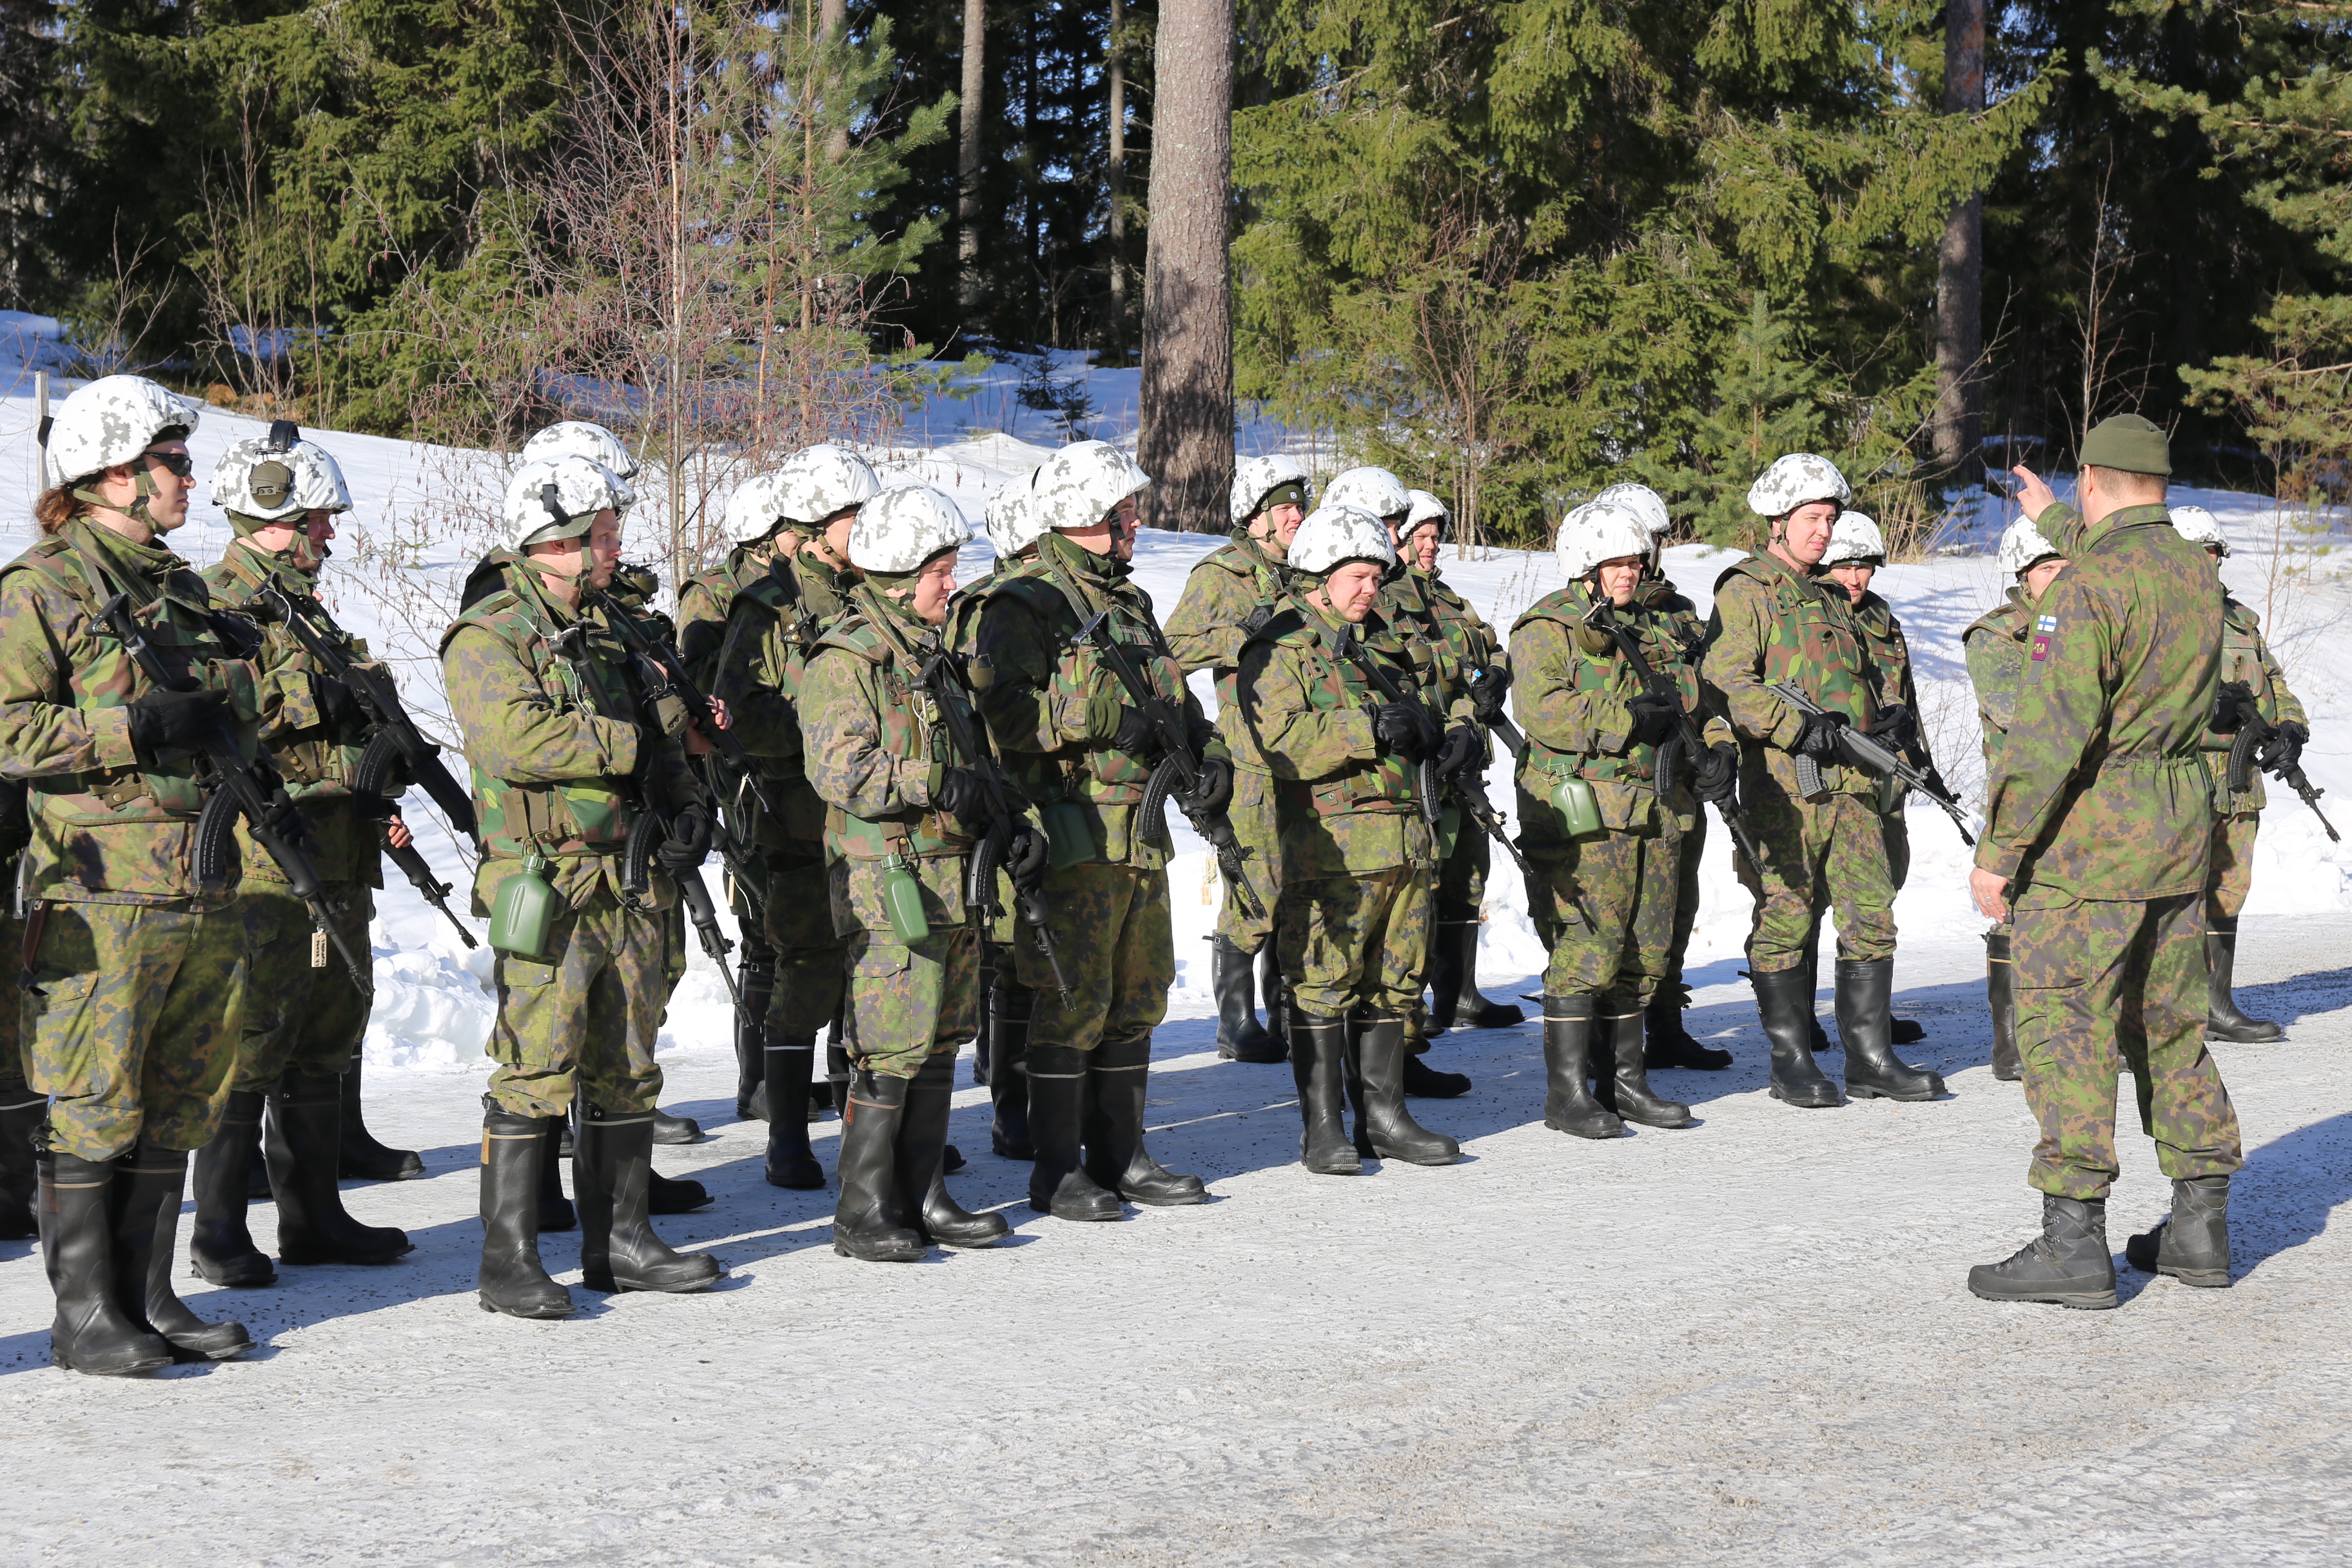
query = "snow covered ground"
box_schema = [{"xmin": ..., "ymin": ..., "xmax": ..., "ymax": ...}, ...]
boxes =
[{"xmin": 0, "ymin": 337, "xmax": 2349, "ymax": 1562}]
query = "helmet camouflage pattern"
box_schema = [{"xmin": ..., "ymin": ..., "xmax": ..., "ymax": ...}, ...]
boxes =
[
  {"xmin": 1554, "ymin": 500, "xmax": 1653, "ymax": 579},
  {"xmin": 851, "ymin": 484, "xmax": 970, "ymax": 574},
  {"xmin": 2170, "ymin": 504, "xmax": 2230, "ymax": 558},
  {"xmin": 1027, "ymin": 440, "xmax": 1150, "ymax": 535},
  {"xmin": 1229, "ymin": 454, "xmax": 1313, "ymax": 524},
  {"xmin": 1286, "ymin": 505, "xmax": 1395, "ymax": 576},
  {"xmin": 1745, "ymin": 453, "xmax": 1852, "ymax": 518},
  {"xmin": 524, "ymin": 420, "xmax": 641, "ymax": 480},
  {"xmin": 44, "ymin": 374, "xmax": 201, "ymax": 488},
  {"xmin": 1998, "ymin": 514, "xmax": 2064, "ymax": 576},
  {"xmin": 1592, "ymin": 482, "xmax": 1672, "ymax": 537},
  {"xmin": 502, "ymin": 455, "xmax": 630, "ymax": 551},
  {"xmin": 211, "ymin": 423, "xmax": 352, "ymax": 522},
  {"xmin": 770, "ymin": 444, "xmax": 882, "ymax": 527},
  {"xmin": 1320, "ymin": 466, "xmax": 1410, "ymax": 523},
  {"xmin": 1819, "ymin": 510, "xmax": 1886, "ymax": 568}
]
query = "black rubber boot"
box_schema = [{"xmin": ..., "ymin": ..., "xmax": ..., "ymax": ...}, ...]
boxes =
[
  {"xmin": 899, "ymin": 1054, "xmax": 1008, "ymax": 1248},
  {"xmin": 1213, "ymin": 936, "xmax": 1285, "ymax": 1063},
  {"xmin": 2206, "ymin": 919, "xmax": 2283, "ymax": 1043},
  {"xmin": 1025, "ymin": 1044, "xmax": 1122, "ymax": 1220},
  {"xmin": 338, "ymin": 1060, "xmax": 424, "ymax": 1181},
  {"xmin": 576, "ymin": 1107, "xmax": 724, "ymax": 1293},
  {"xmin": 734, "ymin": 953, "xmax": 776, "ymax": 1121},
  {"xmin": 987, "ymin": 978, "xmax": 1035, "ymax": 1159},
  {"xmin": 268, "ymin": 1072, "xmax": 415, "ymax": 1266},
  {"xmin": 1643, "ymin": 984, "xmax": 1733, "ymax": 1071},
  {"xmin": 825, "ymin": 1035, "xmax": 854, "ymax": 1129},
  {"xmin": 112, "ymin": 1144, "xmax": 252, "ymax": 1362},
  {"xmin": 1402, "ymin": 1050, "xmax": 1472, "ymax": 1098},
  {"xmin": 1891, "ymin": 1016, "xmax": 1926, "ymax": 1045},
  {"xmin": 1424, "ymin": 921, "xmax": 1464, "ymax": 1036},
  {"xmin": 1349, "ymin": 1015, "xmax": 1461, "ymax": 1164},
  {"xmin": 763, "ymin": 1032, "xmax": 825, "ymax": 1189},
  {"xmin": 646, "ymin": 1164, "xmax": 711, "ymax": 1213},
  {"xmin": 188, "ymin": 1089, "xmax": 276, "ymax": 1286},
  {"xmin": 1260, "ymin": 940, "xmax": 1288, "ymax": 1050},
  {"xmin": 1799, "ymin": 939, "xmax": 1836, "ymax": 1054},
  {"xmin": 39, "ymin": 1147, "xmax": 173, "ymax": 1375},
  {"xmin": 2124, "ymin": 1175, "xmax": 2232, "ymax": 1288},
  {"xmin": 536, "ymin": 1114, "xmax": 575, "ymax": 1233},
  {"xmin": 1600, "ymin": 1008, "xmax": 1694, "ymax": 1128},
  {"xmin": 476, "ymin": 1108, "xmax": 574, "ymax": 1318},
  {"xmin": 0, "ymin": 1092, "xmax": 43, "ymax": 1241},
  {"xmin": 1541, "ymin": 997, "xmax": 1623, "ymax": 1140},
  {"xmin": 1986, "ymin": 931, "xmax": 2021, "ymax": 1081},
  {"xmin": 1753, "ymin": 966, "xmax": 1841, "ymax": 1108},
  {"xmin": 650, "ymin": 1108, "xmax": 701, "ymax": 1145},
  {"xmin": 1288, "ymin": 1010, "xmax": 1361, "ymax": 1175},
  {"xmin": 1449, "ymin": 921, "xmax": 1524, "ymax": 1028},
  {"xmin": 1968, "ymin": 1193, "xmax": 2118, "ymax": 1309},
  {"xmin": 1836, "ymin": 959, "xmax": 1945, "ymax": 1101},
  {"xmin": 833, "ymin": 1072, "xmax": 927, "ymax": 1261},
  {"xmin": 1084, "ymin": 1035, "xmax": 1206, "ymax": 1206}
]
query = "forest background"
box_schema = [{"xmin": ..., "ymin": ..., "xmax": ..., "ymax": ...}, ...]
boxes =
[{"xmin": 0, "ymin": 0, "xmax": 2346, "ymax": 561}]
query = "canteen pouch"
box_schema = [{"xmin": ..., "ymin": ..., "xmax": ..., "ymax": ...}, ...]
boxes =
[
  {"xmin": 1551, "ymin": 776, "xmax": 1603, "ymax": 840},
  {"xmin": 883, "ymin": 853, "xmax": 930, "ymax": 945},
  {"xmin": 1038, "ymin": 799, "xmax": 1094, "ymax": 871},
  {"xmin": 488, "ymin": 850, "xmax": 557, "ymax": 960}
]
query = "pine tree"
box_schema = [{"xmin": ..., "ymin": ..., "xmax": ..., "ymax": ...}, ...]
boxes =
[{"xmin": 1637, "ymin": 294, "xmax": 1834, "ymax": 545}]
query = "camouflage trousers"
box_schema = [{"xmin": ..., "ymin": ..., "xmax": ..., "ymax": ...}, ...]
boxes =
[
  {"xmin": 1661, "ymin": 810, "xmax": 1707, "ymax": 997},
  {"xmin": 1526, "ymin": 828, "xmax": 1679, "ymax": 1006},
  {"xmin": 1214, "ymin": 767, "xmax": 1284, "ymax": 949},
  {"xmin": 832, "ymin": 857, "xmax": 981, "ymax": 1079},
  {"xmin": 21, "ymin": 899, "xmax": 248, "ymax": 1160},
  {"xmin": 1735, "ymin": 790, "xmax": 1897, "ymax": 972},
  {"xmin": 485, "ymin": 888, "xmax": 667, "ymax": 1119},
  {"xmin": 1433, "ymin": 819, "xmax": 1489, "ymax": 925},
  {"xmin": 1015, "ymin": 860, "xmax": 1171, "ymax": 1055},
  {"xmin": 2207, "ymin": 812, "xmax": 2259, "ymax": 921},
  {"xmin": 2012, "ymin": 892, "xmax": 2243, "ymax": 1200},
  {"xmin": 234, "ymin": 884, "xmax": 373, "ymax": 1090},
  {"xmin": 0, "ymin": 909, "xmax": 23, "ymax": 1095},
  {"xmin": 1280, "ymin": 866, "xmax": 1433, "ymax": 1017},
  {"xmin": 765, "ymin": 845, "xmax": 847, "ymax": 1037},
  {"xmin": 1883, "ymin": 807, "xmax": 1911, "ymax": 890}
]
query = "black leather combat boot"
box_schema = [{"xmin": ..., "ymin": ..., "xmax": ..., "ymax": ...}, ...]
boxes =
[
  {"xmin": 2124, "ymin": 1175, "xmax": 2232, "ymax": 1288},
  {"xmin": 1968, "ymin": 1194, "xmax": 2118, "ymax": 1309}
]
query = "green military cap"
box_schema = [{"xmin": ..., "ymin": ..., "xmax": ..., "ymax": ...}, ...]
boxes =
[{"xmin": 2079, "ymin": 414, "xmax": 2171, "ymax": 476}]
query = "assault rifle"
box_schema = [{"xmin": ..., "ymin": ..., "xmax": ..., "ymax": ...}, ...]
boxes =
[
  {"xmin": 2213, "ymin": 680, "xmax": 2340, "ymax": 842},
  {"xmin": 591, "ymin": 587, "xmax": 778, "ymax": 820},
  {"xmin": 1072, "ymin": 610, "xmax": 1268, "ymax": 921},
  {"xmin": 1767, "ymin": 680, "xmax": 1976, "ymax": 845},
  {"xmin": 1338, "ymin": 626, "xmax": 1531, "ymax": 877},
  {"xmin": 1582, "ymin": 596, "xmax": 1768, "ymax": 875},
  {"xmin": 96, "ymin": 593, "xmax": 371, "ymax": 990},
  {"xmin": 914, "ymin": 639, "xmax": 1075, "ymax": 1008},
  {"xmin": 242, "ymin": 581, "xmax": 478, "ymax": 948}
]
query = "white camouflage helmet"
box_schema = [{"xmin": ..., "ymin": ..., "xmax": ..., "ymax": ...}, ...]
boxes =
[
  {"xmin": 1592, "ymin": 482, "xmax": 1672, "ymax": 537},
  {"xmin": 851, "ymin": 484, "xmax": 970, "ymax": 574},
  {"xmin": 1746, "ymin": 452, "xmax": 1852, "ymax": 518},
  {"xmin": 2171, "ymin": 504, "xmax": 2230, "ymax": 558},
  {"xmin": 1998, "ymin": 514, "xmax": 2064, "ymax": 576},
  {"xmin": 983, "ymin": 470, "xmax": 1041, "ymax": 557},
  {"xmin": 43, "ymin": 373, "xmax": 201, "ymax": 488},
  {"xmin": 211, "ymin": 424, "xmax": 353, "ymax": 523},
  {"xmin": 1321, "ymin": 466, "xmax": 1411, "ymax": 523},
  {"xmin": 720, "ymin": 473, "xmax": 789, "ymax": 547},
  {"xmin": 1402, "ymin": 489, "xmax": 1451, "ymax": 542},
  {"xmin": 770, "ymin": 443, "xmax": 882, "ymax": 527},
  {"xmin": 1229, "ymin": 454, "xmax": 1313, "ymax": 525},
  {"xmin": 1820, "ymin": 510, "xmax": 1887, "ymax": 568},
  {"xmin": 502, "ymin": 455, "xmax": 630, "ymax": 551},
  {"xmin": 1556, "ymin": 501, "xmax": 1654, "ymax": 579},
  {"xmin": 1028, "ymin": 440, "xmax": 1151, "ymax": 534},
  {"xmin": 524, "ymin": 420, "xmax": 640, "ymax": 480},
  {"xmin": 1286, "ymin": 506, "xmax": 1395, "ymax": 576}
]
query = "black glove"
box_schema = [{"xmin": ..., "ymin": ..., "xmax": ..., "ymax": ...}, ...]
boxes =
[
  {"xmin": 1004, "ymin": 823, "xmax": 1050, "ymax": 892},
  {"xmin": 1470, "ymin": 665, "xmax": 1512, "ymax": 724},
  {"xmin": 124, "ymin": 688, "xmax": 230, "ymax": 767},
  {"xmin": 2260, "ymin": 720, "xmax": 2309, "ymax": 774},
  {"xmin": 1240, "ymin": 603, "xmax": 1277, "ymax": 637},
  {"xmin": 312, "ymin": 674, "xmax": 365, "ymax": 738},
  {"xmin": 656, "ymin": 803, "xmax": 713, "ymax": 872},
  {"xmin": 1435, "ymin": 724, "xmax": 1480, "ymax": 781},
  {"xmin": 1181, "ymin": 756, "xmax": 1234, "ymax": 817},
  {"xmin": 1792, "ymin": 710, "xmax": 1847, "ymax": 759},
  {"xmin": 1693, "ymin": 741, "xmax": 1739, "ymax": 804},
  {"xmin": 1870, "ymin": 703, "xmax": 1917, "ymax": 749},
  {"xmin": 2210, "ymin": 681, "xmax": 2255, "ymax": 734},
  {"xmin": 932, "ymin": 765, "xmax": 984, "ymax": 823},
  {"xmin": 1373, "ymin": 703, "xmax": 1433, "ymax": 763},
  {"xmin": 1626, "ymin": 693, "xmax": 1679, "ymax": 748},
  {"xmin": 1111, "ymin": 706, "xmax": 1159, "ymax": 759}
]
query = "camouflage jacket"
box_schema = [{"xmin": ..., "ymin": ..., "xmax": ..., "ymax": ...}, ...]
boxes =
[
  {"xmin": 1164, "ymin": 531, "xmax": 1293, "ymax": 773},
  {"xmin": 676, "ymin": 547, "xmax": 771, "ymax": 688},
  {"xmin": 1508, "ymin": 587, "xmax": 1730, "ymax": 848},
  {"xmin": 1634, "ymin": 574, "xmax": 1709, "ymax": 658},
  {"xmin": 799, "ymin": 588, "xmax": 991, "ymax": 930},
  {"xmin": 201, "ymin": 540, "xmax": 380, "ymax": 888},
  {"xmin": 707, "ymin": 540, "xmax": 858, "ymax": 850},
  {"xmin": 1963, "ymin": 587, "xmax": 2035, "ymax": 774},
  {"xmin": 1239, "ymin": 598, "xmax": 1440, "ymax": 879},
  {"xmin": 0, "ymin": 522, "xmax": 262, "ymax": 906},
  {"xmin": 1378, "ymin": 563, "xmax": 1495, "ymax": 707},
  {"xmin": 441, "ymin": 568, "xmax": 703, "ymax": 912},
  {"xmin": 2206, "ymin": 598, "xmax": 2307, "ymax": 818},
  {"xmin": 1980, "ymin": 503, "xmax": 2222, "ymax": 902},
  {"xmin": 1702, "ymin": 548, "xmax": 1879, "ymax": 803},
  {"xmin": 953, "ymin": 532, "xmax": 1215, "ymax": 872}
]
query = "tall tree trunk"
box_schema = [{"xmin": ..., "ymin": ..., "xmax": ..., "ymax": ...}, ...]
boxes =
[
  {"xmin": 1934, "ymin": 0, "xmax": 1986, "ymax": 487},
  {"xmin": 1106, "ymin": 0, "xmax": 1128, "ymax": 357},
  {"xmin": 821, "ymin": 0, "xmax": 848, "ymax": 161},
  {"xmin": 957, "ymin": 0, "xmax": 985, "ymax": 320},
  {"xmin": 1139, "ymin": 0, "xmax": 1232, "ymax": 533}
]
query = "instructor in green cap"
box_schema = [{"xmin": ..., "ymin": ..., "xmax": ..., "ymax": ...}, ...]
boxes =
[{"xmin": 1966, "ymin": 414, "xmax": 2244, "ymax": 1309}]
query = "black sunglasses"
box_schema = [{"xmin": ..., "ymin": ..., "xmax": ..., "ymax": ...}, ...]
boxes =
[{"xmin": 142, "ymin": 449, "xmax": 195, "ymax": 480}]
